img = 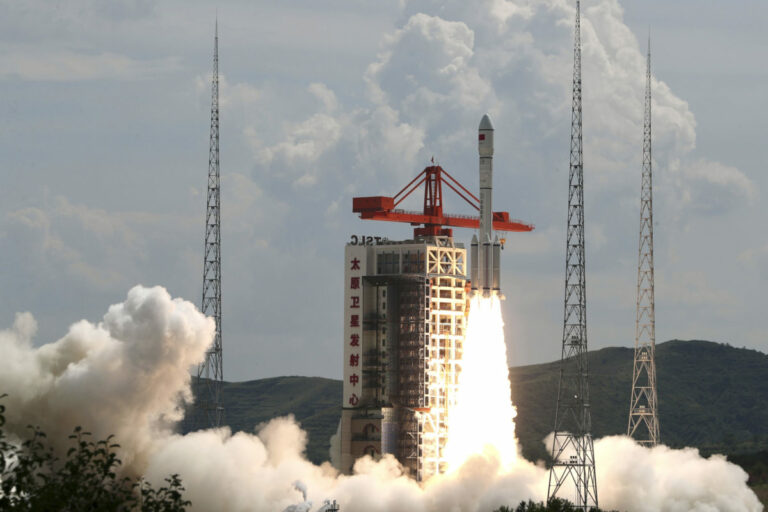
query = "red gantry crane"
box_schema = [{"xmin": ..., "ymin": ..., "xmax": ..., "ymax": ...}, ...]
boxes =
[{"xmin": 352, "ymin": 164, "xmax": 533, "ymax": 240}]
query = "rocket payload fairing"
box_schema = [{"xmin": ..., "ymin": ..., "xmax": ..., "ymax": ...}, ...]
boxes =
[{"xmin": 470, "ymin": 114, "xmax": 502, "ymax": 298}]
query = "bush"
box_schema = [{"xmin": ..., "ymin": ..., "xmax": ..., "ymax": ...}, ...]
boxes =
[
  {"xmin": 0, "ymin": 395, "xmax": 190, "ymax": 511},
  {"xmin": 495, "ymin": 498, "xmax": 615, "ymax": 512}
]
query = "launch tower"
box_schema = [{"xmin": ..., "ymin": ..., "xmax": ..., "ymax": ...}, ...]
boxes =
[
  {"xmin": 342, "ymin": 119, "xmax": 532, "ymax": 480},
  {"xmin": 627, "ymin": 38, "xmax": 660, "ymax": 446},
  {"xmin": 547, "ymin": 2, "xmax": 599, "ymax": 509},
  {"xmin": 195, "ymin": 21, "xmax": 224, "ymax": 429},
  {"xmin": 341, "ymin": 235, "xmax": 468, "ymax": 480}
]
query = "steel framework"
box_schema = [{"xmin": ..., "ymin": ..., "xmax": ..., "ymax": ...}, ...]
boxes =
[
  {"xmin": 195, "ymin": 20, "xmax": 224, "ymax": 429},
  {"xmin": 547, "ymin": 2, "xmax": 598, "ymax": 509},
  {"xmin": 353, "ymin": 165, "xmax": 533, "ymax": 238},
  {"xmin": 627, "ymin": 38, "xmax": 660, "ymax": 446}
]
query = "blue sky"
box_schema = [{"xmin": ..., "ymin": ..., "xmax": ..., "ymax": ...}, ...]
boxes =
[{"xmin": 1, "ymin": 0, "xmax": 765, "ymax": 381}]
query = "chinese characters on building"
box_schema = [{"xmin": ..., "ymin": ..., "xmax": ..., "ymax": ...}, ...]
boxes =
[{"xmin": 344, "ymin": 249, "xmax": 365, "ymax": 408}]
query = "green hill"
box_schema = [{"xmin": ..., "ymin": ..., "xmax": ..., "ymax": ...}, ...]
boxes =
[
  {"xmin": 511, "ymin": 339, "xmax": 768, "ymax": 462},
  {"xmin": 186, "ymin": 340, "xmax": 768, "ymax": 465},
  {"xmin": 182, "ymin": 376, "xmax": 341, "ymax": 464}
]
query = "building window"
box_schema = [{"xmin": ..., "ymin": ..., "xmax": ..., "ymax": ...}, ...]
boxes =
[
  {"xmin": 402, "ymin": 250, "xmax": 425, "ymax": 273},
  {"xmin": 377, "ymin": 252, "xmax": 400, "ymax": 274}
]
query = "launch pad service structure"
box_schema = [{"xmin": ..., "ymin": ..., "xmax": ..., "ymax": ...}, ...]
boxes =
[{"xmin": 339, "ymin": 116, "xmax": 532, "ymax": 481}]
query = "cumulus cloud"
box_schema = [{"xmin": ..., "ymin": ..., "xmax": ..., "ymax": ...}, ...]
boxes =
[
  {"xmin": 196, "ymin": 73, "xmax": 262, "ymax": 110},
  {"xmin": 309, "ymin": 82, "xmax": 339, "ymax": 113},
  {"xmin": 672, "ymin": 158, "xmax": 756, "ymax": 215},
  {"xmin": 242, "ymin": 0, "xmax": 753, "ymax": 239},
  {"xmin": 365, "ymin": 13, "xmax": 494, "ymax": 115},
  {"xmin": 259, "ymin": 113, "xmax": 343, "ymax": 170},
  {"xmin": 252, "ymin": 84, "xmax": 424, "ymax": 189},
  {"xmin": 357, "ymin": 0, "xmax": 750, "ymax": 221}
]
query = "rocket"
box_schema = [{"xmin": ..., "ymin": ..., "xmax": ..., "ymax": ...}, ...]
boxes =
[{"xmin": 470, "ymin": 114, "xmax": 502, "ymax": 298}]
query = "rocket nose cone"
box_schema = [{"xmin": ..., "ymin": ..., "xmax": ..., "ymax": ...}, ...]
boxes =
[{"xmin": 479, "ymin": 114, "xmax": 494, "ymax": 131}]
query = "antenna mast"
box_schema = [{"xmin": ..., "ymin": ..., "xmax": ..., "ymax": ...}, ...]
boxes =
[
  {"xmin": 547, "ymin": 2, "xmax": 598, "ymax": 508},
  {"xmin": 627, "ymin": 37, "xmax": 660, "ymax": 445},
  {"xmin": 196, "ymin": 19, "xmax": 224, "ymax": 428}
]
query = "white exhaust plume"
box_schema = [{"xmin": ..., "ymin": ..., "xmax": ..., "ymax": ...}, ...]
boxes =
[
  {"xmin": 0, "ymin": 285, "xmax": 214, "ymax": 471},
  {"xmin": 446, "ymin": 295, "xmax": 517, "ymax": 470},
  {"xmin": 0, "ymin": 286, "xmax": 761, "ymax": 511},
  {"xmin": 594, "ymin": 436, "xmax": 762, "ymax": 512}
]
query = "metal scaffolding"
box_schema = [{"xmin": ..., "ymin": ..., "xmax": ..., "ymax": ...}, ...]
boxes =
[
  {"xmin": 395, "ymin": 277, "xmax": 428, "ymax": 477},
  {"xmin": 628, "ymin": 37, "xmax": 660, "ymax": 446},
  {"xmin": 195, "ymin": 20, "xmax": 224, "ymax": 429},
  {"xmin": 547, "ymin": 2, "xmax": 598, "ymax": 509}
]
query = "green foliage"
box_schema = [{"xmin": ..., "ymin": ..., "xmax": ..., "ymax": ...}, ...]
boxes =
[
  {"xmin": 495, "ymin": 498, "xmax": 614, "ymax": 511},
  {"xmin": 0, "ymin": 394, "xmax": 190, "ymax": 511}
]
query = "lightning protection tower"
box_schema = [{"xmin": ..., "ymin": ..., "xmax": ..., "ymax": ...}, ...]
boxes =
[
  {"xmin": 627, "ymin": 37, "xmax": 660, "ymax": 446},
  {"xmin": 547, "ymin": 2, "xmax": 598, "ymax": 509},
  {"xmin": 195, "ymin": 20, "xmax": 224, "ymax": 429}
]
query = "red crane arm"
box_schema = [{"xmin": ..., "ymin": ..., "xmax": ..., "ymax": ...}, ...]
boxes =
[
  {"xmin": 352, "ymin": 164, "xmax": 534, "ymax": 237},
  {"xmin": 356, "ymin": 208, "xmax": 534, "ymax": 232}
]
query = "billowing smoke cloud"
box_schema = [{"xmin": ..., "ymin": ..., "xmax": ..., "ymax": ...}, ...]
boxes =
[
  {"xmin": 0, "ymin": 286, "xmax": 761, "ymax": 511},
  {"xmin": 594, "ymin": 436, "xmax": 762, "ymax": 511},
  {"xmin": 0, "ymin": 285, "xmax": 214, "ymax": 471}
]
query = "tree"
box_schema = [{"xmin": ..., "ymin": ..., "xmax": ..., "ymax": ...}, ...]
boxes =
[
  {"xmin": 0, "ymin": 395, "xmax": 190, "ymax": 511},
  {"xmin": 495, "ymin": 498, "xmax": 616, "ymax": 512}
]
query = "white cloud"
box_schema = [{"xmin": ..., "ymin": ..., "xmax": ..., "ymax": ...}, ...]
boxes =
[
  {"xmin": 309, "ymin": 82, "xmax": 339, "ymax": 112},
  {"xmin": 258, "ymin": 112, "xmax": 343, "ymax": 185},
  {"xmin": 0, "ymin": 196, "xmax": 195, "ymax": 290},
  {"xmin": 196, "ymin": 73, "xmax": 262, "ymax": 110},
  {"xmin": 224, "ymin": 172, "xmax": 290, "ymax": 238},
  {"xmin": 1, "ymin": 0, "xmax": 763, "ymax": 379},
  {"xmin": 672, "ymin": 158, "xmax": 757, "ymax": 214},
  {"xmin": 0, "ymin": 45, "xmax": 179, "ymax": 82},
  {"xmin": 365, "ymin": 13, "xmax": 494, "ymax": 122},
  {"xmin": 658, "ymin": 270, "xmax": 739, "ymax": 309},
  {"xmin": 354, "ymin": 105, "xmax": 425, "ymax": 179}
]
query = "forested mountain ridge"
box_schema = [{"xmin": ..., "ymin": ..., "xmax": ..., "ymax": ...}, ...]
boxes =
[{"xmin": 186, "ymin": 340, "xmax": 768, "ymax": 465}]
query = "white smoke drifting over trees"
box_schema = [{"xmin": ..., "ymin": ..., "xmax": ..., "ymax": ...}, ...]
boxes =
[
  {"xmin": 0, "ymin": 285, "xmax": 213, "ymax": 471},
  {"xmin": 0, "ymin": 286, "xmax": 761, "ymax": 511}
]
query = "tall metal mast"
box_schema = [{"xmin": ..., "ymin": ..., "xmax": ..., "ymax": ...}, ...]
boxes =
[
  {"xmin": 547, "ymin": 2, "xmax": 598, "ymax": 509},
  {"xmin": 195, "ymin": 19, "xmax": 224, "ymax": 429},
  {"xmin": 627, "ymin": 37, "xmax": 660, "ymax": 446}
]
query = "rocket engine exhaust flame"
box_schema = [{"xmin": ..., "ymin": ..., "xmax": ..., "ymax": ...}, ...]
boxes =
[
  {"xmin": 446, "ymin": 295, "xmax": 517, "ymax": 471},
  {"xmin": 450, "ymin": 114, "xmax": 517, "ymax": 470}
]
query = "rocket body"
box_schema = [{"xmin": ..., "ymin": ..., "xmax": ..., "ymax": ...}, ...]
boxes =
[{"xmin": 470, "ymin": 114, "xmax": 501, "ymax": 298}]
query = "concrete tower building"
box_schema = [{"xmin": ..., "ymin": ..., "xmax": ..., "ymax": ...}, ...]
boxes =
[{"xmin": 340, "ymin": 236, "xmax": 467, "ymax": 480}]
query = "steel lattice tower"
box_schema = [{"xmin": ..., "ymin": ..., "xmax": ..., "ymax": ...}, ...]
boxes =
[
  {"xmin": 195, "ymin": 20, "xmax": 224, "ymax": 429},
  {"xmin": 547, "ymin": 2, "xmax": 598, "ymax": 509},
  {"xmin": 627, "ymin": 37, "xmax": 660, "ymax": 446}
]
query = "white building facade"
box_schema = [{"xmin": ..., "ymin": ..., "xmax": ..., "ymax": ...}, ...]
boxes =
[{"xmin": 340, "ymin": 236, "xmax": 467, "ymax": 481}]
